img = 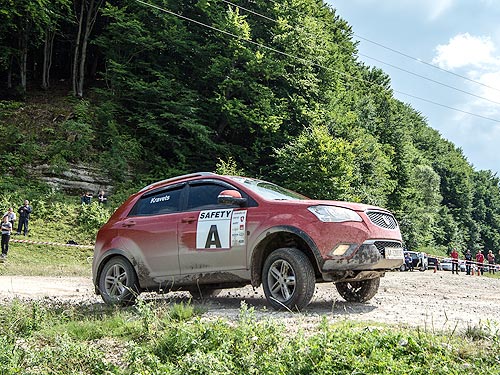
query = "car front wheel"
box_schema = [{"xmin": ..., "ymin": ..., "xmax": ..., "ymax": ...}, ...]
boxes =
[
  {"xmin": 98, "ymin": 256, "xmax": 139, "ymax": 305},
  {"xmin": 262, "ymin": 248, "xmax": 315, "ymax": 311},
  {"xmin": 335, "ymin": 277, "xmax": 380, "ymax": 303}
]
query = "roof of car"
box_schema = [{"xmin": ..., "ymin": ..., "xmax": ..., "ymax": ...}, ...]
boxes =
[{"xmin": 138, "ymin": 172, "xmax": 216, "ymax": 193}]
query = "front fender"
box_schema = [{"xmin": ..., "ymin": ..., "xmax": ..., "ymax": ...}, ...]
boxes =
[{"xmin": 249, "ymin": 225, "xmax": 324, "ymax": 286}]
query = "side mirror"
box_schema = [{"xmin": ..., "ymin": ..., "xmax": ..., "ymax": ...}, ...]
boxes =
[{"xmin": 218, "ymin": 190, "xmax": 247, "ymax": 206}]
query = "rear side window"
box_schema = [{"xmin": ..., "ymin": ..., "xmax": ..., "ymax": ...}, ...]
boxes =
[{"xmin": 129, "ymin": 185, "xmax": 184, "ymax": 216}]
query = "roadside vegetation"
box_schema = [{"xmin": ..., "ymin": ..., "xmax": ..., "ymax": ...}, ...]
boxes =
[{"xmin": 0, "ymin": 300, "xmax": 499, "ymax": 374}]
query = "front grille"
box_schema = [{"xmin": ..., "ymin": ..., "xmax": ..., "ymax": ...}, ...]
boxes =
[
  {"xmin": 373, "ymin": 241, "xmax": 402, "ymax": 257},
  {"xmin": 366, "ymin": 211, "xmax": 398, "ymax": 230}
]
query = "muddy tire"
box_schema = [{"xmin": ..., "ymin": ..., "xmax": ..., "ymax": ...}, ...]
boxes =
[
  {"xmin": 336, "ymin": 277, "xmax": 380, "ymax": 303},
  {"xmin": 262, "ymin": 248, "xmax": 315, "ymax": 311},
  {"xmin": 188, "ymin": 285, "xmax": 221, "ymax": 300},
  {"xmin": 98, "ymin": 256, "xmax": 139, "ymax": 305}
]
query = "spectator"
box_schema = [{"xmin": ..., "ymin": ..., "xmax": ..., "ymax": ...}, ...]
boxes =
[
  {"xmin": 1, "ymin": 215, "xmax": 12, "ymax": 260},
  {"xmin": 4, "ymin": 207, "xmax": 16, "ymax": 228},
  {"xmin": 476, "ymin": 251, "xmax": 485, "ymax": 276},
  {"xmin": 405, "ymin": 253, "xmax": 413, "ymax": 271},
  {"xmin": 81, "ymin": 191, "xmax": 92, "ymax": 205},
  {"xmin": 451, "ymin": 248, "xmax": 459, "ymax": 275},
  {"xmin": 465, "ymin": 250, "xmax": 472, "ymax": 275},
  {"xmin": 97, "ymin": 190, "xmax": 108, "ymax": 205},
  {"xmin": 16, "ymin": 200, "xmax": 32, "ymax": 236},
  {"xmin": 487, "ymin": 250, "xmax": 495, "ymax": 274}
]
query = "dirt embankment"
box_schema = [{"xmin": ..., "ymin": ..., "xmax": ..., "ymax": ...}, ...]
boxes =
[{"xmin": 1, "ymin": 270, "xmax": 499, "ymax": 331}]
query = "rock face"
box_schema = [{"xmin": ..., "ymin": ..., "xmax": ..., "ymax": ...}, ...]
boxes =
[{"xmin": 30, "ymin": 163, "xmax": 114, "ymax": 195}]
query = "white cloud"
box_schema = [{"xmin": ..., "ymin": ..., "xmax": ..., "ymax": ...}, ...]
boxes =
[{"xmin": 432, "ymin": 33, "xmax": 499, "ymax": 69}]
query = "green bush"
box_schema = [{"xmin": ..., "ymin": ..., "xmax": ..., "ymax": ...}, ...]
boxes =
[{"xmin": 77, "ymin": 202, "xmax": 112, "ymax": 236}]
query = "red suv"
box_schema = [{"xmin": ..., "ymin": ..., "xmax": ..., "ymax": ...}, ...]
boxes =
[{"xmin": 92, "ymin": 172, "xmax": 403, "ymax": 310}]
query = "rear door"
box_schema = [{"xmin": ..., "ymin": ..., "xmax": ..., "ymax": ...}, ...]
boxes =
[{"xmin": 123, "ymin": 183, "xmax": 186, "ymax": 278}]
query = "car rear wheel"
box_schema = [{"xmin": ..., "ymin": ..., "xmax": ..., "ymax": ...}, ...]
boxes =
[
  {"xmin": 262, "ymin": 248, "xmax": 315, "ymax": 311},
  {"xmin": 98, "ymin": 256, "xmax": 139, "ymax": 305},
  {"xmin": 335, "ymin": 277, "xmax": 380, "ymax": 303}
]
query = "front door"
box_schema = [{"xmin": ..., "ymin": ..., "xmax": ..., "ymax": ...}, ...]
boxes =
[{"xmin": 178, "ymin": 181, "xmax": 248, "ymax": 275}]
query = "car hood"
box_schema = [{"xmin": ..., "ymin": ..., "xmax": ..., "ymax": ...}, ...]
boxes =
[{"xmin": 289, "ymin": 199, "xmax": 390, "ymax": 213}]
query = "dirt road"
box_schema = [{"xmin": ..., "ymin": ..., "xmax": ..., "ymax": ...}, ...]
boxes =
[{"xmin": 1, "ymin": 270, "xmax": 499, "ymax": 331}]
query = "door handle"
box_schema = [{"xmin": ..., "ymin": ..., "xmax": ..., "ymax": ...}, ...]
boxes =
[
  {"xmin": 122, "ymin": 221, "xmax": 136, "ymax": 227},
  {"xmin": 181, "ymin": 217, "xmax": 196, "ymax": 223}
]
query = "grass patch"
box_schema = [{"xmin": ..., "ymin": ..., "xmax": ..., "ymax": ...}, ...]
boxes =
[
  {"xmin": 0, "ymin": 242, "xmax": 93, "ymax": 276},
  {"xmin": 0, "ymin": 301, "xmax": 499, "ymax": 374}
]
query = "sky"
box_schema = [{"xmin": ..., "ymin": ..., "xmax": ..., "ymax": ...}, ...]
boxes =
[{"xmin": 328, "ymin": 0, "xmax": 500, "ymax": 175}]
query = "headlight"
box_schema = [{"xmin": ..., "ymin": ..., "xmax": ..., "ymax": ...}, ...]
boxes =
[{"xmin": 307, "ymin": 205, "xmax": 363, "ymax": 223}]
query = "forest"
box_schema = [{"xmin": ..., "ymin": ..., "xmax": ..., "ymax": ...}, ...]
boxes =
[{"xmin": 1, "ymin": 0, "xmax": 500, "ymax": 257}]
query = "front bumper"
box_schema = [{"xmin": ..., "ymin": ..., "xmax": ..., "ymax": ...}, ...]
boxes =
[{"xmin": 322, "ymin": 240, "xmax": 404, "ymax": 272}]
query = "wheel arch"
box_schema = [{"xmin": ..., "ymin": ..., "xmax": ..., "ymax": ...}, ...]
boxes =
[
  {"xmin": 250, "ymin": 226, "xmax": 323, "ymax": 287},
  {"xmin": 93, "ymin": 249, "xmax": 140, "ymax": 294}
]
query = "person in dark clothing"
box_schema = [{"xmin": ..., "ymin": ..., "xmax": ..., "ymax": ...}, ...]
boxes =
[
  {"xmin": 16, "ymin": 200, "xmax": 32, "ymax": 236},
  {"xmin": 465, "ymin": 249, "xmax": 472, "ymax": 275},
  {"xmin": 81, "ymin": 192, "xmax": 92, "ymax": 205},
  {"xmin": 405, "ymin": 253, "xmax": 413, "ymax": 271}
]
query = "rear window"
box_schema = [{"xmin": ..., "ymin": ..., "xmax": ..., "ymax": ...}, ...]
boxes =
[{"xmin": 129, "ymin": 185, "xmax": 184, "ymax": 216}]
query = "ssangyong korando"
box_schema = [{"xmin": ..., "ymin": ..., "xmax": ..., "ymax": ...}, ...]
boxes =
[{"xmin": 92, "ymin": 172, "xmax": 404, "ymax": 310}]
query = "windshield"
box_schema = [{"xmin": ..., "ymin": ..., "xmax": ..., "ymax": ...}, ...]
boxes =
[{"xmin": 228, "ymin": 177, "xmax": 308, "ymax": 200}]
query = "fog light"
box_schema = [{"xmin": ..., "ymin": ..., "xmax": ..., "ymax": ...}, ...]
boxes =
[{"xmin": 330, "ymin": 244, "xmax": 355, "ymax": 256}]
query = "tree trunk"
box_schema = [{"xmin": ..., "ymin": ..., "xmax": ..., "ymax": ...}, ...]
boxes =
[
  {"xmin": 76, "ymin": 0, "xmax": 103, "ymax": 97},
  {"xmin": 19, "ymin": 29, "xmax": 29, "ymax": 93},
  {"xmin": 72, "ymin": 0, "xmax": 85, "ymax": 96},
  {"xmin": 7, "ymin": 55, "xmax": 13, "ymax": 89},
  {"xmin": 42, "ymin": 28, "xmax": 55, "ymax": 90}
]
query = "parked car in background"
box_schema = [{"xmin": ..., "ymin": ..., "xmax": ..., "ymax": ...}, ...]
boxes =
[
  {"xmin": 427, "ymin": 256, "xmax": 442, "ymax": 270},
  {"xmin": 92, "ymin": 172, "xmax": 404, "ymax": 310},
  {"xmin": 400, "ymin": 251, "xmax": 428, "ymax": 272},
  {"xmin": 440, "ymin": 258, "xmax": 466, "ymax": 272}
]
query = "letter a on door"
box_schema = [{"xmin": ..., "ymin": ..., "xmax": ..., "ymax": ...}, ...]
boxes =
[{"xmin": 205, "ymin": 225, "xmax": 222, "ymax": 248}]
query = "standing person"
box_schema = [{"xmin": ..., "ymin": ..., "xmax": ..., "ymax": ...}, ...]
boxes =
[
  {"xmin": 81, "ymin": 192, "xmax": 92, "ymax": 205},
  {"xmin": 97, "ymin": 190, "xmax": 108, "ymax": 205},
  {"xmin": 465, "ymin": 250, "xmax": 473, "ymax": 275},
  {"xmin": 451, "ymin": 248, "xmax": 459, "ymax": 275},
  {"xmin": 476, "ymin": 251, "xmax": 485, "ymax": 276},
  {"xmin": 487, "ymin": 250, "xmax": 495, "ymax": 274},
  {"xmin": 404, "ymin": 253, "xmax": 413, "ymax": 271},
  {"xmin": 4, "ymin": 207, "xmax": 16, "ymax": 228},
  {"xmin": 1, "ymin": 215, "xmax": 12, "ymax": 260},
  {"xmin": 16, "ymin": 200, "xmax": 32, "ymax": 236}
]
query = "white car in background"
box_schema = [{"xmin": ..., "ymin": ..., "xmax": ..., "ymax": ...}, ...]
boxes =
[{"xmin": 440, "ymin": 258, "xmax": 466, "ymax": 272}]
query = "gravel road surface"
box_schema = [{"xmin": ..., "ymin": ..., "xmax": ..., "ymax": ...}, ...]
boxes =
[{"xmin": 1, "ymin": 270, "xmax": 499, "ymax": 331}]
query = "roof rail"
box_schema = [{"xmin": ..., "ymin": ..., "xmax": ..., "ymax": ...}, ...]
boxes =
[{"xmin": 138, "ymin": 172, "xmax": 216, "ymax": 192}]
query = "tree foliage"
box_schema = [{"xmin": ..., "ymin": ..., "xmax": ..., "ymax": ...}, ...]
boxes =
[{"xmin": 1, "ymin": 0, "xmax": 500, "ymax": 258}]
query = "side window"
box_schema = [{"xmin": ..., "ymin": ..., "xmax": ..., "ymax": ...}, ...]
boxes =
[
  {"xmin": 186, "ymin": 183, "xmax": 229, "ymax": 211},
  {"xmin": 130, "ymin": 186, "xmax": 183, "ymax": 216}
]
